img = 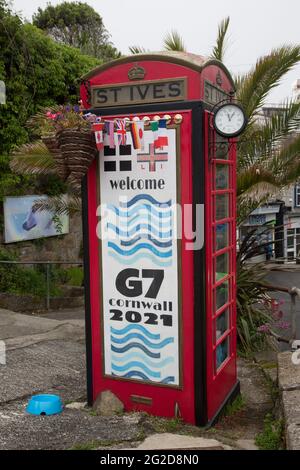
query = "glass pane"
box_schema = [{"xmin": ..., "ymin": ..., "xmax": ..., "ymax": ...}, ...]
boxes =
[
  {"xmin": 287, "ymin": 236, "xmax": 294, "ymax": 248},
  {"xmin": 216, "ymin": 337, "xmax": 229, "ymax": 370},
  {"xmin": 216, "ymin": 223, "xmax": 229, "ymax": 251},
  {"xmin": 216, "ymin": 309, "xmax": 229, "ymax": 340},
  {"xmin": 216, "ymin": 164, "xmax": 229, "ymax": 190},
  {"xmin": 216, "ymin": 252, "xmax": 229, "ymax": 281},
  {"xmin": 216, "ymin": 194, "xmax": 229, "ymax": 221},
  {"xmin": 216, "ymin": 134, "xmax": 229, "ymax": 159},
  {"xmin": 216, "ymin": 281, "xmax": 229, "ymax": 311}
]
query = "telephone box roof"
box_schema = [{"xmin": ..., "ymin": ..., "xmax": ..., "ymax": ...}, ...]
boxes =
[{"xmin": 81, "ymin": 51, "xmax": 235, "ymax": 88}]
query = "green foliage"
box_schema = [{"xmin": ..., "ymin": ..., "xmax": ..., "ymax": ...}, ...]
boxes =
[
  {"xmin": 222, "ymin": 395, "xmax": 246, "ymax": 417},
  {"xmin": 237, "ymin": 226, "xmax": 276, "ymax": 353},
  {"xmin": 129, "ymin": 45, "xmax": 149, "ymax": 55},
  {"xmin": 66, "ymin": 266, "xmax": 84, "ymax": 286},
  {"xmin": 211, "ymin": 16, "xmax": 230, "ymax": 62},
  {"xmin": 32, "ymin": 1, "xmax": 120, "ymax": 61},
  {"xmin": 0, "ymin": 2, "xmax": 98, "ymax": 199},
  {"xmin": 163, "ymin": 30, "xmax": 186, "ymax": 52},
  {"xmin": 0, "ymin": 249, "xmax": 58, "ymax": 297},
  {"xmin": 0, "ymin": 154, "xmax": 33, "ymax": 202},
  {"xmin": 237, "ymin": 46, "xmax": 300, "ymax": 123},
  {"xmin": 255, "ymin": 414, "xmax": 284, "ymax": 450}
]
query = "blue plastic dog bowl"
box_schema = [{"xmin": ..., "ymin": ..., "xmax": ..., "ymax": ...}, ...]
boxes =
[{"xmin": 26, "ymin": 394, "xmax": 63, "ymax": 416}]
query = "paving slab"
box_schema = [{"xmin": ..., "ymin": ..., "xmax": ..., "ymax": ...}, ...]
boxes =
[
  {"xmin": 282, "ymin": 390, "xmax": 300, "ymax": 423},
  {"xmin": 286, "ymin": 423, "xmax": 300, "ymax": 450},
  {"xmin": 124, "ymin": 433, "xmax": 230, "ymax": 450},
  {"xmin": 278, "ymin": 352, "xmax": 300, "ymax": 391}
]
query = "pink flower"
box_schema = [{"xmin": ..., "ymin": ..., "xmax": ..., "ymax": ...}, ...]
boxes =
[
  {"xmin": 258, "ymin": 324, "xmax": 271, "ymax": 333},
  {"xmin": 275, "ymin": 320, "xmax": 290, "ymax": 330}
]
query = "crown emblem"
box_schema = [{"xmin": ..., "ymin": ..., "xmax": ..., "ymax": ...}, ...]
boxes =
[
  {"xmin": 216, "ymin": 71, "xmax": 223, "ymax": 86},
  {"xmin": 128, "ymin": 65, "xmax": 146, "ymax": 81}
]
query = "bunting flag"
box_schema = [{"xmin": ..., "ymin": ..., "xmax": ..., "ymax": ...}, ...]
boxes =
[
  {"xmin": 151, "ymin": 121, "xmax": 160, "ymax": 148},
  {"xmin": 92, "ymin": 122, "xmax": 105, "ymax": 151},
  {"xmin": 156, "ymin": 119, "xmax": 169, "ymax": 149},
  {"xmin": 116, "ymin": 119, "xmax": 127, "ymax": 146},
  {"xmin": 130, "ymin": 121, "xmax": 144, "ymax": 150},
  {"xmin": 104, "ymin": 121, "xmax": 115, "ymax": 149}
]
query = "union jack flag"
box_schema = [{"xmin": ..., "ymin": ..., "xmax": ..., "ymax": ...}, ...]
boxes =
[{"xmin": 116, "ymin": 119, "xmax": 127, "ymax": 146}]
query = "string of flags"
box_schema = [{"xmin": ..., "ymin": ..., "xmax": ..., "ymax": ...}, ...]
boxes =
[{"xmin": 84, "ymin": 113, "xmax": 170, "ymax": 152}]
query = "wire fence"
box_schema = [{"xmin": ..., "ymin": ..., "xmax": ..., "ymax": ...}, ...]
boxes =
[{"xmin": 0, "ymin": 260, "xmax": 83, "ymax": 311}]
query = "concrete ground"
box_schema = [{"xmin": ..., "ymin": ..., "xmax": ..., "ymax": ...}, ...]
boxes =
[{"xmin": 0, "ymin": 307, "xmax": 274, "ymax": 450}]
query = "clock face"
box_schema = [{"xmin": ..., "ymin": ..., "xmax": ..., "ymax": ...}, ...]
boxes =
[{"xmin": 214, "ymin": 104, "xmax": 247, "ymax": 137}]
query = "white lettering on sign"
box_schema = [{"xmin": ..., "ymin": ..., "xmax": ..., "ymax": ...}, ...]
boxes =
[{"xmin": 99, "ymin": 129, "xmax": 180, "ymax": 386}]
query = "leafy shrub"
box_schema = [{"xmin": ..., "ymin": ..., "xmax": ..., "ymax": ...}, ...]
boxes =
[
  {"xmin": 65, "ymin": 266, "xmax": 84, "ymax": 286},
  {"xmin": 255, "ymin": 414, "xmax": 284, "ymax": 450}
]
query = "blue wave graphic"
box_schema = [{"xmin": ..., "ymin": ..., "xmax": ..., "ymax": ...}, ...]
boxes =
[
  {"xmin": 112, "ymin": 362, "xmax": 161, "ymax": 378},
  {"xmin": 117, "ymin": 217, "xmax": 172, "ymax": 229},
  {"xmin": 120, "ymin": 235, "xmax": 172, "ymax": 248},
  {"xmin": 111, "ymin": 353, "xmax": 174, "ymax": 369},
  {"xmin": 108, "ymin": 242, "xmax": 172, "ymax": 258},
  {"xmin": 112, "ymin": 371, "xmax": 153, "ymax": 381},
  {"xmin": 111, "ymin": 343, "xmax": 161, "ymax": 358},
  {"xmin": 107, "ymin": 223, "xmax": 172, "ymax": 239},
  {"xmin": 111, "ymin": 333, "xmax": 174, "ymax": 349},
  {"xmin": 120, "ymin": 195, "xmax": 172, "ymax": 208},
  {"xmin": 111, "ymin": 325, "xmax": 160, "ymax": 340},
  {"xmin": 108, "ymin": 251, "xmax": 172, "ymax": 267},
  {"xmin": 161, "ymin": 376, "xmax": 175, "ymax": 384},
  {"xmin": 112, "ymin": 371, "xmax": 175, "ymax": 384},
  {"xmin": 107, "ymin": 204, "xmax": 173, "ymax": 219}
]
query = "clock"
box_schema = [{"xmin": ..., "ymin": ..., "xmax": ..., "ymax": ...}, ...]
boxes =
[{"xmin": 213, "ymin": 103, "xmax": 247, "ymax": 138}]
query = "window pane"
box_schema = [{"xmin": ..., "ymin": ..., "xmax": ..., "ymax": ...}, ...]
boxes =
[
  {"xmin": 216, "ymin": 194, "xmax": 229, "ymax": 221},
  {"xmin": 216, "ymin": 337, "xmax": 229, "ymax": 370},
  {"xmin": 216, "ymin": 309, "xmax": 229, "ymax": 340},
  {"xmin": 216, "ymin": 281, "xmax": 229, "ymax": 311},
  {"xmin": 216, "ymin": 134, "xmax": 229, "ymax": 159},
  {"xmin": 216, "ymin": 223, "xmax": 229, "ymax": 251},
  {"xmin": 216, "ymin": 164, "xmax": 229, "ymax": 190},
  {"xmin": 287, "ymin": 233, "xmax": 294, "ymax": 248},
  {"xmin": 216, "ymin": 253, "xmax": 229, "ymax": 281}
]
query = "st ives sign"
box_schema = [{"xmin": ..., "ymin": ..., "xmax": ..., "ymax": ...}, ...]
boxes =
[{"xmin": 91, "ymin": 78, "xmax": 186, "ymax": 108}]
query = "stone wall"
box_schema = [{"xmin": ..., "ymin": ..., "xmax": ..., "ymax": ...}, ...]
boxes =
[{"xmin": 0, "ymin": 212, "xmax": 83, "ymax": 263}]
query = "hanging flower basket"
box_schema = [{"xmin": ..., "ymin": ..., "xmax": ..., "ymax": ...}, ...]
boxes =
[
  {"xmin": 56, "ymin": 128, "xmax": 97, "ymax": 191},
  {"xmin": 26, "ymin": 105, "xmax": 99, "ymax": 192},
  {"xmin": 42, "ymin": 134, "xmax": 69, "ymax": 181}
]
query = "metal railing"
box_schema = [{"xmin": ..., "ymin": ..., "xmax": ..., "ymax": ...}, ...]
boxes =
[{"xmin": 0, "ymin": 260, "xmax": 83, "ymax": 310}]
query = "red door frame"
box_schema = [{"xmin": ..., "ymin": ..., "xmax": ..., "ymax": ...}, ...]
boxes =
[{"xmin": 204, "ymin": 111, "xmax": 238, "ymax": 421}]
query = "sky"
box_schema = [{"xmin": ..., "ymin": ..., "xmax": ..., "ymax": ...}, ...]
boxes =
[{"xmin": 11, "ymin": 0, "xmax": 300, "ymax": 104}]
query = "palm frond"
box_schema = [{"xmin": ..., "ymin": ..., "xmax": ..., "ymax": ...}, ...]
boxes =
[
  {"xmin": 237, "ymin": 45, "xmax": 300, "ymax": 122},
  {"xmin": 238, "ymin": 100, "xmax": 300, "ymax": 167},
  {"xmin": 270, "ymin": 132, "xmax": 300, "ymax": 184},
  {"xmin": 237, "ymin": 166, "xmax": 280, "ymax": 198},
  {"xmin": 211, "ymin": 16, "xmax": 230, "ymax": 62},
  {"xmin": 33, "ymin": 194, "xmax": 81, "ymax": 216},
  {"xmin": 10, "ymin": 141, "xmax": 56, "ymax": 175},
  {"xmin": 163, "ymin": 30, "xmax": 186, "ymax": 52},
  {"xmin": 129, "ymin": 45, "xmax": 148, "ymax": 54}
]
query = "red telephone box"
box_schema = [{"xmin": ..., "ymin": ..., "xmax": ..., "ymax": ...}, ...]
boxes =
[{"xmin": 80, "ymin": 52, "xmax": 239, "ymax": 426}]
